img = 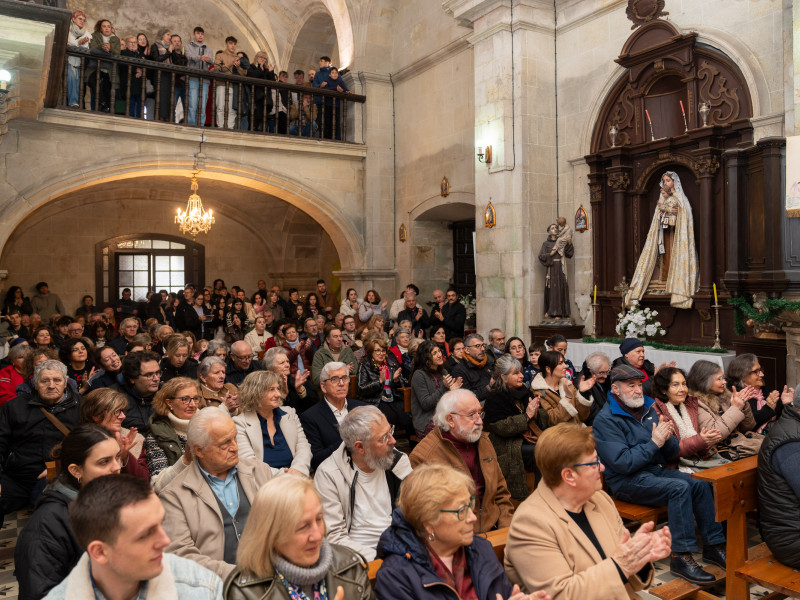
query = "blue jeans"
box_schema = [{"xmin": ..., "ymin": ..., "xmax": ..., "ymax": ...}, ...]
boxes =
[
  {"xmin": 289, "ymin": 121, "xmax": 318, "ymax": 137},
  {"xmin": 610, "ymin": 466, "xmax": 725, "ymax": 553},
  {"xmin": 187, "ymin": 78, "xmax": 209, "ymax": 126},
  {"xmin": 67, "ymin": 64, "xmax": 80, "ymax": 106}
]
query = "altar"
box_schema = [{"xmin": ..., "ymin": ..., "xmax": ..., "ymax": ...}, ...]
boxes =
[{"xmin": 565, "ymin": 340, "xmax": 737, "ymax": 374}]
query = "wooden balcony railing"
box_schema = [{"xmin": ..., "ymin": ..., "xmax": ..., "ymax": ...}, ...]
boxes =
[{"xmin": 61, "ymin": 48, "xmax": 366, "ymax": 143}]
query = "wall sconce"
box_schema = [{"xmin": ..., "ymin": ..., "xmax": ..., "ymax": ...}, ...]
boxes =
[
  {"xmin": 484, "ymin": 201, "xmax": 496, "ymax": 228},
  {"xmin": 0, "ymin": 70, "xmax": 10, "ymax": 95},
  {"xmin": 476, "ymin": 145, "xmax": 492, "ymax": 163},
  {"xmin": 398, "ymin": 224, "xmax": 407, "ymax": 243}
]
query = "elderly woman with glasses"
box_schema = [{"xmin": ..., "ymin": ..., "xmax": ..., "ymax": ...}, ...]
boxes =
[
  {"xmin": 726, "ymin": 353, "xmax": 795, "ymax": 434},
  {"xmin": 505, "ymin": 424, "xmax": 671, "ymax": 599},
  {"xmin": 375, "ymin": 463, "xmax": 550, "ymax": 600},
  {"xmin": 233, "ymin": 370, "xmax": 311, "ymax": 476},
  {"xmin": 144, "ymin": 377, "xmax": 201, "ymax": 482}
]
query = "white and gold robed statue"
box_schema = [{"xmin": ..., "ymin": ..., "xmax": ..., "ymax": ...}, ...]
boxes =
[{"xmin": 625, "ymin": 171, "xmax": 698, "ymax": 309}]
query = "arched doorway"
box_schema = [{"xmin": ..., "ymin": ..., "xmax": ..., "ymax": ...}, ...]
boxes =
[{"xmin": 287, "ymin": 8, "xmax": 340, "ymax": 73}]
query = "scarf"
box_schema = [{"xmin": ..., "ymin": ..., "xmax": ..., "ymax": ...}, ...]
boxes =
[
  {"xmin": 167, "ymin": 411, "xmax": 190, "ymax": 437},
  {"xmin": 427, "ymin": 544, "xmax": 478, "ymax": 600},
  {"xmin": 665, "ymin": 401, "xmax": 697, "ymax": 440},
  {"xmin": 753, "ymin": 388, "xmax": 775, "ymax": 433},
  {"xmin": 70, "ymin": 21, "xmax": 87, "ymax": 40},
  {"xmin": 462, "ymin": 352, "xmax": 487, "ymax": 369},
  {"xmin": 273, "ymin": 539, "xmax": 333, "ymax": 599}
]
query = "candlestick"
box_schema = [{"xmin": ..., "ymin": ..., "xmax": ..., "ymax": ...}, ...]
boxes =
[
  {"xmin": 713, "ymin": 283, "xmax": 718, "ymax": 304},
  {"xmin": 593, "ymin": 284, "xmax": 597, "ymax": 304},
  {"xmin": 680, "ymin": 100, "xmax": 688, "ymax": 133},
  {"xmin": 711, "ymin": 300, "xmax": 722, "ymax": 350},
  {"xmin": 645, "ymin": 109, "xmax": 656, "ymax": 141},
  {"xmin": 591, "ymin": 299, "xmax": 598, "ymax": 339}
]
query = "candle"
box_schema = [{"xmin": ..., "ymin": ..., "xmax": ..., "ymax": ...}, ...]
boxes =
[
  {"xmin": 593, "ymin": 285, "xmax": 597, "ymax": 304},
  {"xmin": 645, "ymin": 109, "xmax": 652, "ymax": 123},
  {"xmin": 713, "ymin": 283, "xmax": 718, "ymax": 304},
  {"xmin": 680, "ymin": 100, "xmax": 685, "ymax": 115}
]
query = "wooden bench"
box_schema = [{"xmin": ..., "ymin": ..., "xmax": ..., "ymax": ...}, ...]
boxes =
[
  {"xmin": 612, "ymin": 499, "xmax": 669, "ymax": 527},
  {"xmin": 400, "ymin": 387, "xmax": 421, "ymax": 444},
  {"xmin": 367, "ymin": 527, "xmax": 509, "ymax": 585}
]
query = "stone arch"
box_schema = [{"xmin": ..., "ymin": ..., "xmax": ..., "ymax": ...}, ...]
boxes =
[
  {"xmin": 1, "ymin": 159, "xmax": 365, "ymax": 272},
  {"xmin": 285, "ymin": 6, "xmax": 340, "ymax": 73},
  {"xmin": 409, "ymin": 192, "xmax": 475, "ymax": 223}
]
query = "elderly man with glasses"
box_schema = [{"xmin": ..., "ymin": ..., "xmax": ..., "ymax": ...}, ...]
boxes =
[
  {"xmin": 451, "ymin": 333, "xmax": 493, "ymax": 403},
  {"xmin": 224, "ymin": 341, "xmax": 263, "ymax": 386},
  {"xmin": 300, "ymin": 361, "xmax": 366, "ymax": 470},
  {"xmin": 410, "ymin": 388, "xmax": 515, "ymax": 532},
  {"xmin": 314, "ymin": 405, "xmax": 412, "ymax": 560}
]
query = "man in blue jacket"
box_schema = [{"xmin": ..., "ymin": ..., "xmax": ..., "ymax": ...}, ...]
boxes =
[{"xmin": 593, "ymin": 364, "xmax": 725, "ymax": 586}]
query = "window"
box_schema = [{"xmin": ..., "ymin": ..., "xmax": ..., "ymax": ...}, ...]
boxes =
[{"xmin": 96, "ymin": 235, "xmax": 204, "ymax": 305}]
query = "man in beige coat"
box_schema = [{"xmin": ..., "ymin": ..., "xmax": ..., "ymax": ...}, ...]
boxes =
[
  {"xmin": 159, "ymin": 406, "xmax": 273, "ymax": 579},
  {"xmin": 505, "ymin": 423, "xmax": 670, "ymax": 599}
]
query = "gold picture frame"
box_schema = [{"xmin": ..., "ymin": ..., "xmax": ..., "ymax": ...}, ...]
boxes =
[
  {"xmin": 575, "ymin": 205, "xmax": 589, "ymax": 232},
  {"xmin": 441, "ymin": 176, "xmax": 450, "ymax": 197},
  {"xmin": 484, "ymin": 201, "xmax": 496, "ymax": 228}
]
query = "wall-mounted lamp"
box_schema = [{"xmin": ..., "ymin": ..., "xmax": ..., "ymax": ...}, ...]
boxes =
[
  {"xmin": 476, "ymin": 145, "xmax": 492, "ymax": 163},
  {"xmin": 0, "ymin": 70, "xmax": 10, "ymax": 95}
]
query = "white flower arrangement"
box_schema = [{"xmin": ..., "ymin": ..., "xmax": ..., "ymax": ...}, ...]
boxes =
[
  {"xmin": 615, "ymin": 300, "xmax": 666, "ymax": 339},
  {"xmin": 460, "ymin": 292, "xmax": 477, "ymax": 322}
]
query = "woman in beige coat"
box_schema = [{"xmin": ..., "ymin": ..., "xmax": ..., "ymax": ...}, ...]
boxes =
[{"xmin": 505, "ymin": 424, "xmax": 671, "ymax": 599}]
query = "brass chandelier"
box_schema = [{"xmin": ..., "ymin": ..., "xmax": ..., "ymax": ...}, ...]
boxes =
[{"xmin": 176, "ymin": 173, "xmax": 215, "ymax": 238}]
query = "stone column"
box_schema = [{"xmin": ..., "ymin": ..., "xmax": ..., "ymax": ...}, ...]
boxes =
[
  {"xmin": 692, "ymin": 151, "xmax": 720, "ymax": 291},
  {"xmin": 606, "ymin": 168, "xmax": 631, "ymax": 288},
  {"xmin": 443, "ymin": 0, "xmax": 557, "ymax": 337}
]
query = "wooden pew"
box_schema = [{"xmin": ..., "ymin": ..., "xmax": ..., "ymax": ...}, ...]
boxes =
[
  {"xmin": 367, "ymin": 527, "xmax": 509, "ymax": 585},
  {"xmin": 348, "ymin": 374, "xmax": 357, "ymax": 398},
  {"xmin": 612, "ymin": 499, "xmax": 668, "ymax": 527}
]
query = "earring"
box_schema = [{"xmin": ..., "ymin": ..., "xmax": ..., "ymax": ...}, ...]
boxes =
[
  {"xmin": 76, "ymin": 475, "xmax": 82, "ymax": 485},
  {"xmin": 426, "ymin": 531, "xmax": 435, "ymax": 542}
]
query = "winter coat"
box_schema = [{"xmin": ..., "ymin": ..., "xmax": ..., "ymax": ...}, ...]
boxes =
[
  {"xmin": 451, "ymin": 358, "xmax": 492, "ymax": 403},
  {"xmin": 409, "ymin": 369, "xmax": 446, "ymax": 434},
  {"xmin": 530, "ymin": 373, "xmax": 593, "ymax": 427},
  {"xmin": 653, "ymin": 396, "xmax": 708, "ymax": 461},
  {"xmin": 111, "ymin": 377, "xmax": 157, "ymax": 435},
  {"xmin": 145, "ymin": 412, "xmax": 185, "ymax": 478},
  {"xmin": 311, "ymin": 343, "xmax": 357, "ymax": 386},
  {"xmin": 611, "ymin": 356, "xmax": 656, "ymax": 397},
  {"xmin": 160, "ymin": 356, "xmax": 199, "ymax": 382},
  {"xmin": 374, "ymin": 507, "xmax": 514, "ymax": 600},
  {"xmin": 356, "ymin": 354, "xmax": 406, "ymax": 405}
]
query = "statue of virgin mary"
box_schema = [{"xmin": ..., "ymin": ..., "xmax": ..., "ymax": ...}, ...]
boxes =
[{"xmin": 625, "ymin": 171, "xmax": 698, "ymax": 309}]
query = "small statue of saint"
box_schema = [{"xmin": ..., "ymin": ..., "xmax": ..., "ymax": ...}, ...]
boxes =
[{"xmin": 539, "ymin": 221, "xmax": 574, "ymax": 319}]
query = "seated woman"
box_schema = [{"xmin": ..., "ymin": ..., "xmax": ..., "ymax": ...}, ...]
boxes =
[
  {"xmin": 0, "ymin": 343, "xmax": 31, "ymax": 406},
  {"xmin": 484, "ymin": 355, "xmax": 547, "ymax": 502},
  {"xmin": 504, "ymin": 423, "xmax": 671, "ymax": 599},
  {"xmin": 530, "ymin": 351, "xmax": 595, "ymax": 427},
  {"xmin": 429, "ymin": 325, "xmax": 450, "ymax": 357},
  {"xmin": 144, "ymin": 376, "xmax": 200, "ymax": 482},
  {"xmin": 357, "ymin": 337, "xmax": 412, "ymax": 434},
  {"xmin": 224, "ymin": 473, "xmax": 373, "ymax": 599},
  {"xmin": 504, "ymin": 336, "xmax": 537, "ymax": 387},
  {"xmin": 388, "ymin": 327, "xmax": 412, "ymax": 378},
  {"xmin": 410, "ymin": 341, "xmax": 462, "ymax": 438},
  {"xmin": 87, "ymin": 345, "xmax": 122, "ymax": 390},
  {"xmin": 233, "ymin": 370, "xmax": 311, "ymax": 475},
  {"xmin": 80, "ymin": 387, "xmax": 148, "ymax": 480},
  {"xmin": 263, "ymin": 346, "xmax": 315, "ymax": 414},
  {"xmin": 31, "ymin": 325, "xmax": 56, "ymax": 350},
  {"xmin": 244, "ymin": 315, "xmax": 276, "ymax": 358},
  {"xmin": 60, "ymin": 337, "xmax": 95, "ymax": 395},
  {"xmin": 86, "ymin": 320, "xmax": 112, "ymax": 348},
  {"xmin": 375, "ymin": 463, "xmax": 549, "ymax": 600},
  {"xmin": 652, "ymin": 367, "xmax": 722, "ymax": 470},
  {"xmin": 198, "ymin": 355, "xmax": 240, "ymax": 413},
  {"xmin": 726, "ymin": 353, "xmax": 794, "ymax": 434},
  {"xmin": 225, "ymin": 298, "xmax": 250, "ymax": 342},
  {"xmin": 444, "ymin": 337, "xmax": 464, "ymax": 373},
  {"xmin": 15, "ymin": 425, "xmax": 121, "ymax": 600},
  {"xmin": 159, "ymin": 334, "xmax": 199, "ymax": 381},
  {"xmin": 688, "ymin": 359, "xmax": 764, "ymax": 458}
]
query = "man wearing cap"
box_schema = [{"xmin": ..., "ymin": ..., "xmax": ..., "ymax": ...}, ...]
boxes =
[
  {"xmin": 592, "ymin": 364, "xmax": 726, "ymax": 586},
  {"xmin": 612, "ymin": 338, "xmax": 674, "ymax": 397}
]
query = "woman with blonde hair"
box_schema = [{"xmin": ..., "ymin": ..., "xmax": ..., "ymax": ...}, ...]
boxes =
[
  {"xmin": 375, "ymin": 463, "xmax": 549, "ymax": 600},
  {"xmin": 233, "ymin": 370, "xmax": 311, "ymax": 475},
  {"xmin": 224, "ymin": 474, "xmax": 372, "ymax": 600}
]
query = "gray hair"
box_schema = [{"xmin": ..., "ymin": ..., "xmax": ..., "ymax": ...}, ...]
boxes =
[
  {"xmin": 585, "ymin": 352, "xmax": 611, "ymax": 374},
  {"xmin": 187, "ymin": 406, "xmax": 232, "ymax": 452},
  {"xmin": 8, "ymin": 343, "xmax": 31, "ymax": 362},
  {"xmin": 488, "ymin": 328, "xmax": 503, "ymax": 342},
  {"xmin": 33, "ymin": 359, "xmax": 68, "ymax": 386},
  {"xmin": 433, "ymin": 389, "xmax": 477, "ymax": 431},
  {"xmin": 464, "ymin": 333, "xmax": 483, "ymax": 346},
  {"xmin": 725, "ymin": 353, "xmax": 758, "ymax": 390},
  {"xmin": 687, "ymin": 359, "xmax": 724, "ymax": 395},
  {"xmin": 198, "ymin": 356, "xmax": 226, "ymax": 379},
  {"xmin": 263, "ymin": 346, "xmax": 289, "ymax": 370},
  {"xmin": 403, "ymin": 291, "xmax": 416, "ymax": 300},
  {"xmin": 320, "ymin": 361, "xmax": 347, "ymax": 383},
  {"xmin": 120, "ymin": 317, "xmax": 139, "ymax": 330},
  {"xmin": 489, "ymin": 355, "xmax": 521, "ymax": 392},
  {"xmin": 393, "ymin": 328, "xmax": 410, "ymax": 341},
  {"xmin": 206, "ymin": 339, "xmax": 229, "ymax": 356},
  {"xmin": 339, "ymin": 405, "xmax": 384, "ymax": 451}
]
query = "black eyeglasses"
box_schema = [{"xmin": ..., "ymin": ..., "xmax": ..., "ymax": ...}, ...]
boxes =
[{"xmin": 324, "ymin": 375, "xmax": 349, "ymax": 385}]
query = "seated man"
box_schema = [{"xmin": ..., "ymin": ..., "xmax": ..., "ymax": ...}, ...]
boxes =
[
  {"xmin": 225, "ymin": 340, "xmax": 264, "ymax": 386},
  {"xmin": 397, "ymin": 292, "xmax": 429, "ymax": 338},
  {"xmin": 44, "ymin": 474, "xmax": 222, "ymax": 599},
  {"xmin": 111, "ymin": 350, "xmax": 162, "ymax": 434},
  {"xmin": 311, "ymin": 324, "xmax": 356, "ymax": 386},
  {"xmin": 451, "ymin": 333, "xmax": 493, "ymax": 403},
  {"xmin": 315, "ymin": 405, "xmax": 412, "ymax": 560},
  {"xmin": 0, "ymin": 360, "xmax": 80, "ymax": 518},
  {"xmin": 409, "ymin": 388, "xmax": 514, "ymax": 532},
  {"xmin": 593, "ymin": 364, "xmax": 726, "ymax": 585},
  {"xmin": 159, "ymin": 406, "xmax": 273, "ymax": 579},
  {"xmin": 109, "ymin": 317, "xmax": 140, "ymax": 355},
  {"xmin": 757, "ymin": 387, "xmax": 800, "ymax": 568},
  {"xmin": 300, "ymin": 361, "xmax": 366, "ymax": 470}
]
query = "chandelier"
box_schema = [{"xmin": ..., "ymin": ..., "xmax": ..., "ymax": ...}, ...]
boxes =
[{"xmin": 176, "ymin": 174, "xmax": 215, "ymax": 237}]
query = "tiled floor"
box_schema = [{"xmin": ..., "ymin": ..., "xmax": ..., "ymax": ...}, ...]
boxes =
[{"xmin": 0, "ymin": 507, "xmax": 780, "ymax": 600}]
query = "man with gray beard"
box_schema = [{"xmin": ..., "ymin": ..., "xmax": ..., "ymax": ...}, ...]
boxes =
[
  {"xmin": 593, "ymin": 364, "xmax": 726, "ymax": 586},
  {"xmin": 409, "ymin": 389, "xmax": 515, "ymax": 531},
  {"xmin": 314, "ymin": 405, "xmax": 412, "ymax": 560}
]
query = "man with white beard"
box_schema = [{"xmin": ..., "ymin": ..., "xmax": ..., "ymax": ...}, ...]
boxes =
[
  {"xmin": 592, "ymin": 364, "xmax": 726, "ymax": 586},
  {"xmin": 410, "ymin": 389, "xmax": 515, "ymax": 531},
  {"xmin": 314, "ymin": 406, "xmax": 412, "ymax": 560}
]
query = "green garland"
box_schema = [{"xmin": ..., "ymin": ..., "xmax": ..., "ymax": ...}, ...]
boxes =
[
  {"xmin": 727, "ymin": 296, "xmax": 800, "ymax": 335},
  {"xmin": 581, "ymin": 336, "xmax": 729, "ymax": 354}
]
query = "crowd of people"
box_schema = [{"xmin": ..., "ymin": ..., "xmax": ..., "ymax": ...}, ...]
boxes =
[
  {"xmin": 66, "ymin": 10, "xmax": 352, "ymax": 138},
  {"xmin": 1, "ymin": 275, "xmax": 799, "ymax": 600}
]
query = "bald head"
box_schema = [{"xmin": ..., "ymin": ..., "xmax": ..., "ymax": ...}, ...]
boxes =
[{"xmin": 230, "ymin": 341, "xmax": 254, "ymax": 370}]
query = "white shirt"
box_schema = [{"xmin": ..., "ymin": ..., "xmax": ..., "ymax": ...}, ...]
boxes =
[
  {"xmin": 349, "ymin": 467, "xmax": 392, "ymax": 560},
  {"xmin": 324, "ymin": 397, "xmax": 348, "ymax": 424}
]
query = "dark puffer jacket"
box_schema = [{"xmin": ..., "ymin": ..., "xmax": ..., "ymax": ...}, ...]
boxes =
[
  {"xmin": 356, "ymin": 353, "xmax": 406, "ymax": 405},
  {"xmin": 15, "ymin": 481, "xmax": 81, "ymax": 600},
  {"xmin": 374, "ymin": 507, "xmax": 514, "ymax": 600}
]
